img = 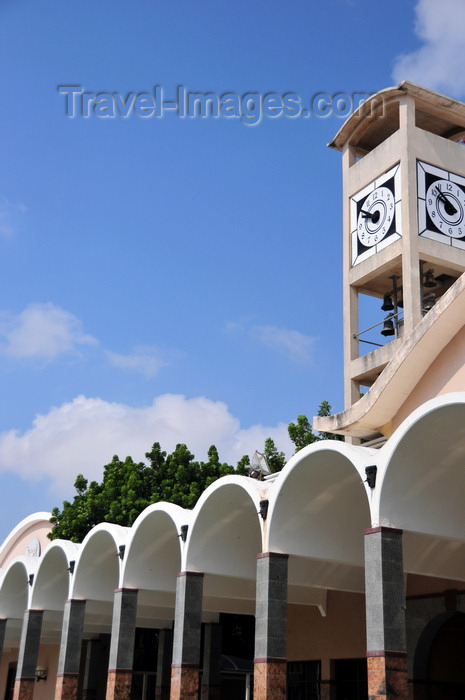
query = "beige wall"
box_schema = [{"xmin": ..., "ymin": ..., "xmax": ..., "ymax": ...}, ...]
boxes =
[
  {"xmin": 288, "ymin": 590, "xmax": 366, "ymax": 681},
  {"xmin": 394, "ymin": 324, "xmax": 465, "ymax": 430},
  {"xmin": 0, "ymin": 644, "xmax": 59, "ymax": 700},
  {"xmin": 0, "ymin": 517, "xmax": 52, "ymax": 568}
]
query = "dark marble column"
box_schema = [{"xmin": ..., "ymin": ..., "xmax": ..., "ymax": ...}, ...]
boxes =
[
  {"xmin": 201, "ymin": 622, "xmax": 222, "ymax": 700},
  {"xmin": 55, "ymin": 599, "xmax": 86, "ymax": 700},
  {"xmin": 155, "ymin": 628, "xmax": 173, "ymax": 700},
  {"xmin": 106, "ymin": 588, "xmax": 138, "ymax": 700},
  {"xmin": 253, "ymin": 552, "xmax": 288, "ymax": 700},
  {"xmin": 0, "ymin": 619, "xmax": 7, "ymax": 667},
  {"xmin": 365, "ymin": 527, "xmax": 408, "ymax": 700},
  {"xmin": 13, "ymin": 609, "xmax": 43, "ymax": 700},
  {"xmin": 170, "ymin": 571, "xmax": 204, "ymax": 700}
]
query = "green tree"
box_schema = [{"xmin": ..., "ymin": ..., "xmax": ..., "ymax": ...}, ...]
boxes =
[
  {"xmin": 288, "ymin": 402, "xmax": 343, "ymax": 451},
  {"xmin": 49, "ymin": 403, "xmax": 342, "ymax": 542},
  {"xmin": 316, "ymin": 400, "xmax": 344, "ymax": 442},
  {"xmin": 49, "ymin": 442, "xmax": 249, "ymax": 542},
  {"xmin": 287, "ymin": 414, "xmax": 318, "ymax": 452},
  {"xmin": 263, "ymin": 437, "xmax": 286, "ymax": 473}
]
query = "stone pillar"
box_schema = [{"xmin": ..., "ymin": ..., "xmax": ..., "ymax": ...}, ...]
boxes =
[
  {"xmin": 0, "ymin": 618, "xmax": 7, "ymax": 667},
  {"xmin": 155, "ymin": 628, "xmax": 173, "ymax": 700},
  {"xmin": 201, "ymin": 623, "xmax": 222, "ymax": 700},
  {"xmin": 254, "ymin": 552, "xmax": 288, "ymax": 700},
  {"xmin": 55, "ymin": 599, "xmax": 86, "ymax": 700},
  {"xmin": 170, "ymin": 571, "xmax": 204, "ymax": 700},
  {"xmin": 106, "ymin": 588, "xmax": 138, "ymax": 700},
  {"xmin": 13, "ymin": 609, "xmax": 44, "ymax": 700},
  {"xmin": 365, "ymin": 527, "xmax": 408, "ymax": 700}
]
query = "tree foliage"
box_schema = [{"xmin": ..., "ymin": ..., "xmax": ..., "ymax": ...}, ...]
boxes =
[
  {"xmin": 49, "ymin": 401, "xmax": 341, "ymax": 542},
  {"xmin": 287, "ymin": 401, "xmax": 343, "ymax": 450},
  {"xmin": 49, "ymin": 443, "xmax": 247, "ymax": 542}
]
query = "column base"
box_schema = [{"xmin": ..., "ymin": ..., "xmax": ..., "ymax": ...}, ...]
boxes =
[
  {"xmin": 367, "ymin": 652, "xmax": 408, "ymax": 700},
  {"xmin": 253, "ymin": 659, "xmax": 287, "ymax": 700},
  {"xmin": 55, "ymin": 673, "xmax": 80, "ymax": 700},
  {"xmin": 170, "ymin": 664, "xmax": 200, "ymax": 700},
  {"xmin": 13, "ymin": 678, "xmax": 35, "ymax": 700},
  {"xmin": 106, "ymin": 669, "xmax": 133, "ymax": 700}
]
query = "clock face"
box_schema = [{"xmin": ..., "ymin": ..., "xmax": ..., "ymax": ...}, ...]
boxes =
[
  {"xmin": 351, "ymin": 163, "xmax": 402, "ymax": 266},
  {"xmin": 418, "ymin": 161, "xmax": 465, "ymax": 249}
]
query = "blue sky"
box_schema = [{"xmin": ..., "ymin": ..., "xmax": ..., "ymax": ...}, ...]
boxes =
[{"xmin": 0, "ymin": 0, "xmax": 463, "ymax": 539}]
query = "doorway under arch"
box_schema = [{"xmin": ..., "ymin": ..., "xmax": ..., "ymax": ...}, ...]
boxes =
[{"xmin": 414, "ymin": 611, "xmax": 465, "ymax": 699}]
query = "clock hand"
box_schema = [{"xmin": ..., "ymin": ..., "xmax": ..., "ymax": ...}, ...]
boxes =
[
  {"xmin": 361, "ymin": 209, "xmax": 380, "ymax": 223},
  {"xmin": 435, "ymin": 187, "xmax": 458, "ymax": 216}
]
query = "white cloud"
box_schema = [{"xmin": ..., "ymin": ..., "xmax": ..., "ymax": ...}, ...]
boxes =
[
  {"xmin": 0, "ymin": 303, "xmax": 97, "ymax": 360},
  {"xmin": 227, "ymin": 321, "xmax": 317, "ymax": 364},
  {"xmin": 392, "ymin": 0, "xmax": 465, "ymax": 97},
  {"xmin": 105, "ymin": 345, "xmax": 167, "ymax": 378},
  {"xmin": 0, "ymin": 394, "xmax": 293, "ymax": 496},
  {"xmin": 0, "ymin": 197, "xmax": 27, "ymax": 237},
  {"xmin": 251, "ymin": 325, "xmax": 317, "ymax": 363}
]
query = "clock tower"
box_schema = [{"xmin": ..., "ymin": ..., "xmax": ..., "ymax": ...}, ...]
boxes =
[{"xmin": 328, "ymin": 81, "xmax": 465, "ymax": 418}]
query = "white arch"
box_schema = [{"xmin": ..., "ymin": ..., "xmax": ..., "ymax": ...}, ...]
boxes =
[
  {"xmin": 373, "ymin": 393, "xmax": 465, "ymax": 583},
  {"xmin": 0, "ymin": 557, "xmax": 37, "ymax": 618},
  {"xmin": 71, "ymin": 523, "xmax": 129, "ymax": 601},
  {"xmin": 268, "ymin": 440, "xmax": 372, "ymax": 563},
  {"xmin": 375, "ymin": 392, "xmax": 465, "ymax": 536},
  {"xmin": 31, "ymin": 540, "xmax": 80, "ymax": 611},
  {"xmin": 122, "ymin": 502, "xmax": 185, "ymax": 591},
  {"xmin": 185, "ymin": 475, "xmax": 263, "ymax": 579}
]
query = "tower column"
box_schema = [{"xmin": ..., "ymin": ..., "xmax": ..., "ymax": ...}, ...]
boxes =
[
  {"xmin": 155, "ymin": 628, "xmax": 173, "ymax": 700},
  {"xmin": 55, "ymin": 599, "xmax": 86, "ymax": 700},
  {"xmin": 106, "ymin": 588, "xmax": 138, "ymax": 700},
  {"xmin": 365, "ymin": 527, "xmax": 407, "ymax": 700},
  {"xmin": 170, "ymin": 571, "xmax": 204, "ymax": 700},
  {"xmin": 13, "ymin": 609, "xmax": 44, "ymax": 700},
  {"xmin": 253, "ymin": 552, "xmax": 288, "ymax": 700}
]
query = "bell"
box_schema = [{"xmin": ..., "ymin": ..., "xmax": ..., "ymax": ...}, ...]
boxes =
[
  {"xmin": 423, "ymin": 293, "xmax": 435, "ymax": 312},
  {"xmin": 381, "ymin": 294, "xmax": 394, "ymax": 311},
  {"xmin": 381, "ymin": 316, "xmax": 395, "ymax": 337},
  {"xmin": 424, "ymin": 269, "xmax": 437, "ymax": 288}
]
